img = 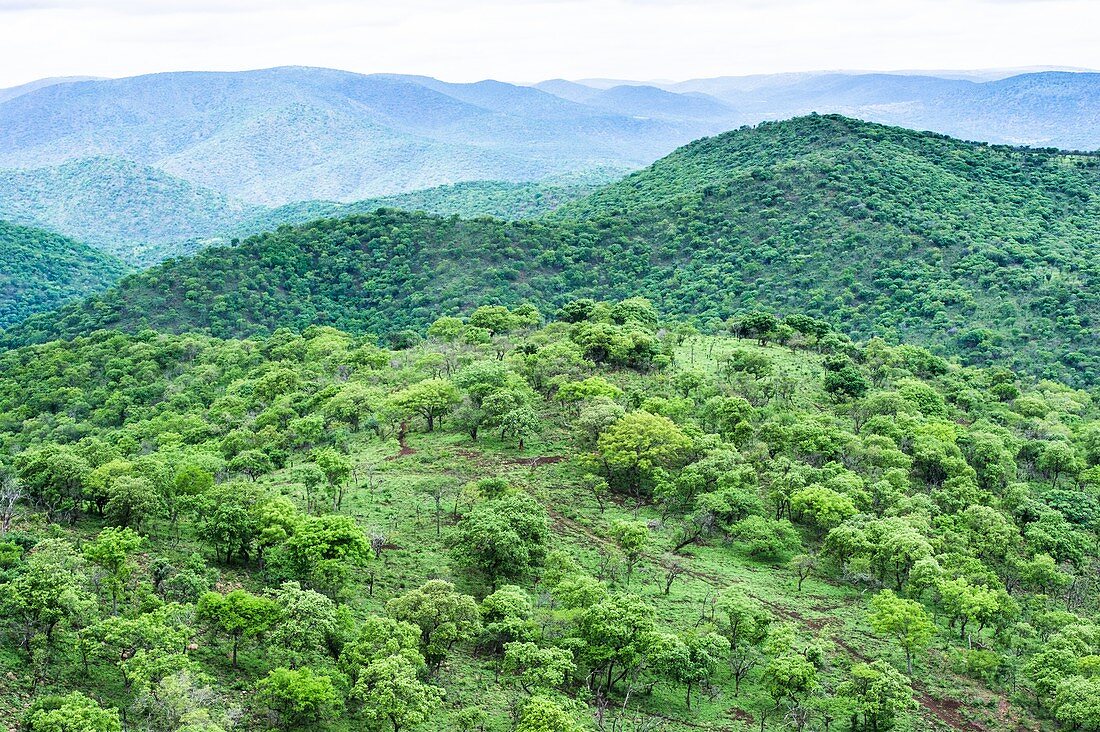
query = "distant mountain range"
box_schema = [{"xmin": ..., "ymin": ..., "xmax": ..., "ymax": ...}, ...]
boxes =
[{"xmin": 1, "ymin": 66, "xmax": 1099, "ymax": 263}]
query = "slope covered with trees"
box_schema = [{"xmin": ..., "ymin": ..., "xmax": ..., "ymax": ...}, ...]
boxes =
[
  {"xmin": 0, "ymin": 220, "xmax": 128, "ymax": 327},
  {"xmin": 0, "ymin": 158, "xmax": 258, "ymax": 264},
  {"xmin": 7, "ymin": 116, "xmax": 1098, "ymax": 386},
  {"xmin": 2, "ymin": 298, "xmax": 1099, "ymax": 732}
]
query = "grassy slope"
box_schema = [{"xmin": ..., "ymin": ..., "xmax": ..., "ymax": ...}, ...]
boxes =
[{"xmin": 0, "ymin": 335, "xmax": 1038, "ymax": 732}]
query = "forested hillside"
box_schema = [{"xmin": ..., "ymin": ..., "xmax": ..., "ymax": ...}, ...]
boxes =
[
  {"xmin": 0, "ymin": 158, "xmax": 258, "ymax": 264},
  {"xmin": 0, "ymin": 220, "xmax": 129, "ymax": 327},
  {"xmin": 2, "ymin": 298, "xmax": 1099, "ymax": 732},
  {"xmin": 227, "ymin": 180, "xmax": 602, "ymax": 242},
  {"xmin": 8, "ymin": 116, "xmax": 1098, "ymax": 386}
]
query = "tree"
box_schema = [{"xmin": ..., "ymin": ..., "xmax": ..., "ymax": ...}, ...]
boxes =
[
  {"xmin": 0, "ymin": 466, "xmax": 22, "ymax": 535},
  {"xmin": 501, "ymin": 406, "xmax": 541, "ymax": 449},
  {"xmin": 597, "ymin": 411, "xmax": 691, "ymax": 496},
  {"xmin": 654, "ymin": 630, "xmax": 730, "ymax": 708},
  {"xmin": 256, "ymin": 667, "xmax": 341, "ymax": 730},
  {"xmin": 388, "ymin": 379, "xmax": 460, "ymax": 432},
  {"xmin": 196, "ymin": 589, "xmax": 277, "ymax": 667},
  {"xmin": 22, "ymin": 692, "xmax": 121, "ymax": 732},
  {"xmin": 503, "ymin": 642, "xmax": 576, "ymax": 693},
  {"xmin": 452, "ymin": 492, "xmax": 549, "ymax": 589},
  {"xmin": 281, "ymin": 514, "xmax": 368, "ymax": 595},
  {"xmin": 480, "ymin": 585, "xmax": 535, "ymax": 651},
  {"xmin": 610, "ymin": 520, "xmax": 648, "ymax": 585},
  {"xmin": 1054, "ymin": 676, "xmax": 1100, "ymax": 731},
  {"xmin": 868, "ymin": 590, "xmax": 935, "ymax": 674},
  {"xmin": 788, "ymin": 553, "xmax": 817, "ymax": 592},
  {"xmin": 763, "ymin": 653, "xmax": 817, "ymax": 710},
  {"xmin": 515, "ymin": 695, "xmax": 584, "ymax": 732},
  {"xmin": 228, "ymin": 450, "xmax": 273, "ymax": 482},
  {"xmin": 351, "ymin": 654, "xmax": 443, "ymax": 732},
  {"xmin": 387, "ymin": 580, "xmax": 480, "ymax": 669},
  {"xmin": 104, "ymin": 475, "xmax": 163, "ymax": 531},
  {"xmin": 268, "ymin": 581, "xmax": 343, "ymax": 667},
  {"xmin": 83, "ymin": 527, "xmax": 143, "ymax": 613},
  {"xmin": 575, "ymin": 593, "xmax": 656, "ymax": 695},
  {"xmin": 838, "ymin": 660, "xmax": 916, "ymax": 732},
  {"xmin": 468, "ymin": 305, "xmax": 516, "ymax": 335},
  {"xmin": 1, "ymin": 539, "xmax": 94, "ymax": 666},
  {"xmin": 739, "ymin": 311, "xmax": 778, "ymax": 345},
  {"xmin": 16, "ymin": 445, "xmax": 89, "ymax": 523},
  {"xmin": 314, "ymin": 449, "xmax": 351, "ymax": 511},
  {"xmin": 196, "ymin": 483, "xmax": 260, "ymax": 565},
  {"xmin": 731, "ymin": 516, "xmax": 801, "ymax": 560}
]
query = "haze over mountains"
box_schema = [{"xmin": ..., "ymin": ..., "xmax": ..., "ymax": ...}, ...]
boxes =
[{"xmin": 1, "ymin": 66, "xmax": 1099, "ymax": 265}]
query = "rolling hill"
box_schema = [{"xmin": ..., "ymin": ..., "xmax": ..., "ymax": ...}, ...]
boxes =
[
  {"xmin": 0, "ymin": 157, "xmax": 258, "ymax": 264},
  {"xmin": 0, "ymin": 220, "xmax": 129, "ymax": 327},
  {"xmin": 5, "ymin": 116, "xmax": 1099, "ymax": 385}
]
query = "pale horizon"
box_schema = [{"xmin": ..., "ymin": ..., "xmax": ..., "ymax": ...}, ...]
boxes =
[{"xmin": 2, "ymin": 0, "xmax": 1100, "ymax": 88}]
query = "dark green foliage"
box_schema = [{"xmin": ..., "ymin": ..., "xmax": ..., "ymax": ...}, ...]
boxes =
[
  {"xmin": 8, "ymin": 116, "xmax": 1100, "ymax": 385},
  {"xmin": 0, "ymin": 220, "xmax": 128, "ymax": 328}
]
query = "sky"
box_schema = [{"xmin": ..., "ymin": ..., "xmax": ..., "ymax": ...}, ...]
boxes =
[{"xmin": 1, "ymin": 0, "xmax": 1099, "ymax": 88}]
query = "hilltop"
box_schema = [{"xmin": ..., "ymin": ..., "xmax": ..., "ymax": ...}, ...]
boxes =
[{"xmin": 6, "ymin": 116, "xmax": 1098, "ymax": 386}]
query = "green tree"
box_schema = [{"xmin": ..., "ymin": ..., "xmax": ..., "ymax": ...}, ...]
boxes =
[
  {"xmin": 868, "ymin": 590, "xmax": 935, "ymax": 674},
  {"xmin": 609, "ymin": 519, "xmax": 648, "ymax": 585},
  {"xmin": 388, "ymin": 379, "xmax": 460, "ymax": 432},
  {"xmin": 22, "ymin": 692, "xmax": 121, "ymax": 732},
  {"xmin": 196, "ymin": 589, "xmax": 278, "ymax": 667},
  {"xmin": 387, "ymin": 580, "xmax": 480, "ymax": 669},
  {"xmin": 597, "ymin": 411, "xmax": 691, "ymax": 496},
  {"xmin": 351, "ymin": 654, "xmax": 443, "ymax": 732},
  {"xmin": 82, "ymin": 527, "xmax": 143, "ymax": 613},
  {"xmin": 515, "ymin": 695, "xmax": 584, "ymax": 732},
  {"xmin": 255, "ymin": 667, "xmax": 341, "ymax": 731},
  {"xmin": 575, "ymin": 593, "xmax": 656, "ymax": 695},
  {"xmin": 838, "ymin": 660, "xmax": 916, "ymax": 732},
  {"xmin": 503, "ymin": 642, "xmax": 576, "ymax": 694},
  {"xmin": 452, "ymin": 492, "xmax": 549, "ymax": 589}
]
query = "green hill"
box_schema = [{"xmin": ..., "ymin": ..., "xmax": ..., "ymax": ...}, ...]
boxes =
[
  {"xmin": 6, "ymin": 116, "xmax": 1100, "ymax": 385},
  {"xmin": 0, "ymin": 220, "xmax": 128, "ymax": 328},
  {"xmin": 1, "ymin": 300, "xmax": 1099, "ymax": 731},
  {"xmin": 227, "ymin": 179, "xmax": 603, "ymax": 239},
  {"xmin": 0, "ymin": 158, "xmax": 258, "ymax": 265}
]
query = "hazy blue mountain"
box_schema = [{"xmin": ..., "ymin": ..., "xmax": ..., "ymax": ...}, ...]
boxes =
[
  {"xmin": 0, "ymin": 76, "xmax": 103, "ymax": 104},
  {"xmin": 0, "ymin": 67, "xmax": 715, "ymax": 206},
  {"xmin": 584, "ymin": 85, "xmax": 732, "ymax": 120},
  {"xmin": 662, "ymin": 71, "xmax": 1100, "ymax": 149},
  {"xmin": 531, "ymin": 79, "xmax": 601, "ymax": 104}
]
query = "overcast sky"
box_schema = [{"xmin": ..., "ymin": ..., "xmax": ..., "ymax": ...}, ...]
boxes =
[{"xmin": 1, "ymin": 0, "xmax": 1098, "ymax": 88}]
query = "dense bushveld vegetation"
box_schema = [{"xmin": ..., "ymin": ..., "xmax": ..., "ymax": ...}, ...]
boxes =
[
  {"xmin": 6, "ymin": 116, "xmax": 1098, "ymax": 386},
  {"xmin": 0, "ymin": 220, "xmax": 129, "ymax": 328},
  {"xmin": 2, "ymin": 297, "xmax": 1100, "ymax": 732}
]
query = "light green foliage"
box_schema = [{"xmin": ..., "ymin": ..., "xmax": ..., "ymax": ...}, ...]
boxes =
[
  {"xmin": 255, "ymin": 667, "xmax": 341, "ymax": 730},
  {"xmin": 196, "ymin": 589, "xmax": 278, "ymax": 668},
  {"xmin": 868, "ymin": 590, "xmax": 936, "ymax": 674},
  {"xmin": 452, "ymin": 491, "xmax": 549, "ymax": 588},
  {"xmin": 838, "ymin": 660, "xmax": 916, "ymax": 732},
  {"xmin": 387, "ymin": 580, "xmax": 481, "ymax": 669},
  {"xmin": 22, "ymin": 692, "xmax": 121, "ymax": 732},
  {"xmin": 351, "ymin": 654, "xmax": 443, "ymax": 732}
]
